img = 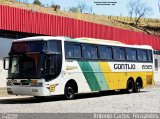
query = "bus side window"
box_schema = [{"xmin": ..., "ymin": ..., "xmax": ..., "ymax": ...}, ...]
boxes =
[
  {"xmin": 113, "ymin": 47, "xmax": 125, "ymax": 60},
  {"xmin": 65, "ymin": 43, "xmax": 82, "ymax": 59},
  {"xmin": 106, "ymin": 47, "xmax": 113, "ymax": 59},
  {"xmin": 73, "ymin": 45, "xmax": 81, "ymax": 58},
  {"xmin": 65, "ymin": 44, "xmax": 74, "ymax": 58},
  {"xmin": 137, "ymin": 50, "xmax": 147, "ymax": 61},
  {"xmin": 90, "ymin": 46, "xmax": 98, "ymax": 59},
  {"xmin": 99, "ymin": 46, "xmax": 112, "ymax": 60},
  {"xmin": 147, "ymin": 50, "xmax": 152, "ymax": 61},
  {"xmin": 83, "ymin": 45, "xmax": 98, "ymax": 59},
  {"xmin": 126, "ymin": 48, "xmax": 137, "ymax": 61},
  {"xmin": 47, "ymin": 41, "xmax": 62, "ymax": 53},
  {"xmin": 83, "ymin": 45, "xmax": 91, "ymax": 59}
]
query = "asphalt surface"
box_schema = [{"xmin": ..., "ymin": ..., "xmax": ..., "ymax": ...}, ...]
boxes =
[{"xmin": 0, "ymin": 85, "xmax": 159, "ymax": 113}]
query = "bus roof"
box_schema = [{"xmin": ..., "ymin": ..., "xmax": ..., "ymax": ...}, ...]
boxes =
[
  {"xmin": 14, "ymin": 36, "xmax": 65, "ymax": 42},
  {"xmin": 75, "ymin": 37, "xmax": 123, "ymax": 44},
  {"xmin": 14, "ymin": 36, "xmax": 153, "ymax": 50}
]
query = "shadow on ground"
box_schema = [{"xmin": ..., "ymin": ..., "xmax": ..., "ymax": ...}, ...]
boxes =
[{"xmin": 0, "ymin": 90, "xmax": 148, "ymax": 104}]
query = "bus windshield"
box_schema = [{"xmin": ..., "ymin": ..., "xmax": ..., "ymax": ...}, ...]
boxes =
[
  {"xmin": 8, "ymin": 40, "xmax": 62, "ymax": 79},
  {"xmin": 8, "ymin": 53, "xmax": 45, "ymax": 79},
  {"xmin": 8, "ymin": 41, "xmax": 46, "ymax": 79},
  {"xmin": 11, "ymin": 41, "xmax": 46, "ymax": 53}
]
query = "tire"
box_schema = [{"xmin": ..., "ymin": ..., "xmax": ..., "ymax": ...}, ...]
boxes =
[
  {"xmin": 126, "ymin": 80, "xmax": 134, "ymax": 93},
  {"xmin": 134, "ymin": 81, "xmax": 141, "ymax": 92},
  {"xmin": 64, "ymin": 83, "xmax": 76, "ymax": 100}
]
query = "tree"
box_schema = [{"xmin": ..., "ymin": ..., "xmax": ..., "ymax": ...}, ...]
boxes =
[
  {"xmin": 78, "ymin": 2, "xmax": 88, "ymax": 13},
  {"xmin": 69, "ymin": 6, "xmax": 79, "ymax": 12},
  {"xmin": 33, "ymin": 0, "xmax": 41, "ymax": 6},
  {"xmin": 89, "ymin": 6, "xmax": 93, "ymax": 14},
  {"xmin": 127, "ymin": 0, "xmax": 152, "ymax": 26},
  {"xmin": 50, "ymin": 1, "xmax": 60, "ymax": 11},
  {"xmin": 51, "ymin": 4, "xmax": 60, "ymax": 11},
  {"xmin": 126, "ymin": 0, "xmax": 134, "ymax": 21}
]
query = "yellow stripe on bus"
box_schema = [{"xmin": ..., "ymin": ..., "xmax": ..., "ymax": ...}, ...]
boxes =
[{"xmin": 99, "ymin": 62, "xmax": 154, "ymax": 90}]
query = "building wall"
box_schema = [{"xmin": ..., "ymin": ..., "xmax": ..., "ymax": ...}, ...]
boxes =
[
  {"xmin": 154, "ymin": 54, "xmax": 160, "ymax": 83},
  {"xmin": 0, "ymin": 37, "xmax": 13, "ymax": 58},
  {"xmin": 0, "ymin": 37, "xmax": 13, "ymax": 88},
  {"xmin": 0, "ymin": 60, "xmax": 7, "ymax": 87}
]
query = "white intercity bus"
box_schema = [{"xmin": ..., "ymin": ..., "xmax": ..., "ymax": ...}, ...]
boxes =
[{"xmin": 4, "ymin": 36, "xmax": 154, "ymax": 99}]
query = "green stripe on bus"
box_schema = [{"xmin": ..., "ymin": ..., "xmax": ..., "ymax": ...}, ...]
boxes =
[
  {"xmin": 78, "ymin": 61, "xmax": 101, "ymax": 91},
  {"xmin": 65, "ymin": 37, "xmax": 80, "ymax": 42},
  {"xmin": 89, "ymin": 62, "xmax": 109, "ymax": 90}
]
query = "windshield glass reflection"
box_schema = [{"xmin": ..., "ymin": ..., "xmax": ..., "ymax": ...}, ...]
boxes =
[{"xmin": 9, "ymin": 53, "xmax": 44, "ymax": 79}]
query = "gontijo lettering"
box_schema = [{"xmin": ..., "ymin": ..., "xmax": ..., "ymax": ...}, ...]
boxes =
[{"xmin": 114, "ymin": 64, "xmax": 136, "ymax": 69}]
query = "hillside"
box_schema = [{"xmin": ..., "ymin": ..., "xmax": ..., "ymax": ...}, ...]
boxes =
[{"xmin": 0, "ymin": 0, "xmax": 160, "ymax": 36}]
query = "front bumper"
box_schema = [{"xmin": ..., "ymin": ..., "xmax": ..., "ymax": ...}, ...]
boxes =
[{"xmin": 7, "ymin": 86, "xmax": 50, "ymax": 96}]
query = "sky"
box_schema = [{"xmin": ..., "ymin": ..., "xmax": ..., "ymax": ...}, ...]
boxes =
[{"xmin": 26, "ymin": 0, "xmax": 160, "ymax": 18}]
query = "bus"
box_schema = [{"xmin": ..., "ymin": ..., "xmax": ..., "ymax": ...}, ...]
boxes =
[{"xmin": 4, "ymin": 36, "xmax": 154, "ymax": 99}]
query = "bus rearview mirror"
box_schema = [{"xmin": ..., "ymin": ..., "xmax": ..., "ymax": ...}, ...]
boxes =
[{"xmin": 3, "ymin": 57, "xmax": 9, "ymax": 70}]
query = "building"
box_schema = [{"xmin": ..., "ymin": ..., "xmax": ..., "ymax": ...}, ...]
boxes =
[{"xmin": 0, "ymin": 5, "xmax": 160, "ymax": 88}]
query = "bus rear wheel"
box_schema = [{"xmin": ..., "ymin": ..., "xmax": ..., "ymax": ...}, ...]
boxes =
[
  {"xmin": 64, "ymin": 83, "xmax": 76, "ymax": 100},
  {"xmin": 135, "ymin": 81, "xmax": 141, "ymax": 92},
  {"xmin": 126, "ymin": 80, "xmax": 134, "ymax": 93}
]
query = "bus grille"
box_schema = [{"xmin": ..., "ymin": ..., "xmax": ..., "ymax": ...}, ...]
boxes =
[{"xmin": 13, "ymin": 82, "xmax": 30, "ymax": 86}]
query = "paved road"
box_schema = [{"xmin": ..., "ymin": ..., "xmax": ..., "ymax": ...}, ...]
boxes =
[{"xmin": 0, "ymin": 85, "xmax": 159, "ymax": 113}]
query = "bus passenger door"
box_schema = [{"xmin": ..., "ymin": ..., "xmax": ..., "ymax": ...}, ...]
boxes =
[{"xmin": 45, "ymin": 54, "xmax": 62, "ymax": 80}]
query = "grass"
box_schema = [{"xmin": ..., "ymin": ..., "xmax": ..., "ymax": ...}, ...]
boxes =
[{"xmin": 0, "ymin": 0, "xmax": 160, "ymax": 36}]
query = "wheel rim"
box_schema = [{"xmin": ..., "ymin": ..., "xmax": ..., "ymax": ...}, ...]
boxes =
[
  {"xmin": 66, "ymin": 86, "xmax": 74, "ymax": 99},
  {"xmin": 68, "ymin": 87, "xmax": 74, "ymax": 95},
  {"xmin": 128, "ymin": 81, "xmax": 134, "ymax": 92},
  {"xmin": 136, "ymin": 82, "xmax": 140, "ymax": 91}
]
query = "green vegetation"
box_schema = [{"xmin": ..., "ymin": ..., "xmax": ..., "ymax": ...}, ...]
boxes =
[
  {"xmin": 69, "ymin": 6, "xmax": 79, "ymax": 13},
  {"xmin": 33, "ymin": 0, "xmax": 41, "ymax": 6},
  {"xmin": 51, "ymin": 4, "xmax": 60, "ymax": 11}
]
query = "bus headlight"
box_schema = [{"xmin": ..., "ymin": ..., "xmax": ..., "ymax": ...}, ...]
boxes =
[{"xmin": 7, "ymin": 80, "xmax": 13, "ymax": 86}]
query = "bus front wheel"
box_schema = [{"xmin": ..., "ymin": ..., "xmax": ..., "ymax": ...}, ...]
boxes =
[{"xmin": 64, "ymin": 83, "xmax": 76, "ymax": 100}]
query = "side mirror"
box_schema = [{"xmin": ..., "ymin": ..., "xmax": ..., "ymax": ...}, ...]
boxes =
[{"xmin": 3, "ymin": 57, "xmax": 9, "ymax": 70}]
